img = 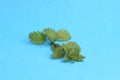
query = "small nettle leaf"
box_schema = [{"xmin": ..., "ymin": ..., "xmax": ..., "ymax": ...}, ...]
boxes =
[
  {"xmin": 29, "ymin": 31, "xmax": 46, "ymax": 45},
  {"xmin": 51, "ymin": 47, "xmax": 65, "ymax": 59},
  {"xmin": 44, "ymin": 28, "xmax": 57, "ymax": 42},
  {"xmin": 57, "ymin": 29, "xmax": 71, "ymax": 41}
]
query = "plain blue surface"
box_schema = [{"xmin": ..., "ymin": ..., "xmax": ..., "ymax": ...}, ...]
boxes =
[{"xmin": 0, "ymin": 0, "xmax": 120, "ymax": 80}]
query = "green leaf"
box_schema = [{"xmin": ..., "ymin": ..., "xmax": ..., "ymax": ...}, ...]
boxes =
[
  {"xmin": 29, "ymin": 31, "xmax": 46, "ymax": 45},
  {"xmin": 51, "ymin": 47, "xmax": 65, "ymax": 59},
  {"xmin": 62, "ymin": 41, "xmax": 81, "ymax": 54},
  {"xmin": 57, "ymin": 29, "xmax": 71, "ymax": 41},
  {"xmin": 44, "ymin": 28, "xmax": 57, "ymax": 42}
]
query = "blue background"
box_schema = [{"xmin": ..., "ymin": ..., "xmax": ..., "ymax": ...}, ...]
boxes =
[{"xmin": 0, "ymin": 0, "xmax": 120, "ymax": 80}]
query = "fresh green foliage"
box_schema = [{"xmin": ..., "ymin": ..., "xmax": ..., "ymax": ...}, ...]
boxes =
[
  {"xmin": 29, "ymin": 31, "xmax": 46, "ymax": 45},
  {"xmin": 57, "ymin": 29, "xmax": 71, "ymax": 41},
  {"xmin": 29, "ymin": 28, "xmax": 85, "ymax": 63},
  {"xmin": 44, "ymin": 28, "xmax": 57, "ymax": 42}
]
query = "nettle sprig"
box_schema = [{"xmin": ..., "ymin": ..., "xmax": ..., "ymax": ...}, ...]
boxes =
[{"xmin": 29, "ymin": 28, "xmax": 85, "ymax": 62}]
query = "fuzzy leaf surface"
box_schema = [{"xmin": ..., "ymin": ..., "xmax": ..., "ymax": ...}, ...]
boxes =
[
  {"xmin": 29, "ymin": 31, "xmax": 46, "ymax": 45},
  {"xmin": 44, "ymin": 28, "xmax": 57, "ymax": 42},
  {"xmin": 57, "ymin": 29, "xmax": 71, "ymax": 41}
]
